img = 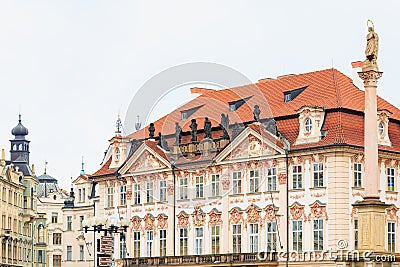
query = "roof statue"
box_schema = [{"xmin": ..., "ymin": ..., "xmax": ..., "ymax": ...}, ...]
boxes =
[{"xmin": 364, "ymin": 19, "xmax": 379, "ymax": 71}]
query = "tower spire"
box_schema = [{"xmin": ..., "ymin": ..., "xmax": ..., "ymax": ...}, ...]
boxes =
[
  {"xmin": 116, "ymin": 113, "xmax": 122, "ymax": 135},
  {"xmin": 44, "ymin": 161, "xmax": 48, "ymax": 174},
  {"xmin": 80, "ymin": 156, "xmax": 85, "ymax": 175}
]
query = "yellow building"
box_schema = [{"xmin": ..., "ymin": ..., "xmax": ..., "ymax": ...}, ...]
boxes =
[{"xmin": 0, "ymin": 116, "xmax": 42, "ymax": 267}]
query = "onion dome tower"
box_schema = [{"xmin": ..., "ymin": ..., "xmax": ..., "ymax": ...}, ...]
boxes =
[{"xmin": 10, "ymin": 115, "xmax": 33, "ymax": 176}]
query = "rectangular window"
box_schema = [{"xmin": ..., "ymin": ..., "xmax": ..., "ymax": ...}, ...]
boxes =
[
  {"xmin": 292, "ymin": 220, "xmax": 303, "ymax": 252},
  {"xmin": 53, "ymin": 233, "xmax": 61, "ymax": 245},
  {"xmin": 266, "ymin": 222, "xmax": 277, "ymax": 251},
  {"xmin": 249, "ymin": 223, "xmax": 259, "ymax": 253},
  {"xmin": 159, "ymin": 229, "xmax": 167, "ymax": 256},
  {"xmin": 133, "ymin": 231, "xmax": 140, "ymax": 257},
  {"xmin": 120, "ymin": 185, "xmax": 126, "ymax": 206},
  {"xmin": 292, "ymin": 165, "xmax": 303, "ymax": 189},
  {"xmin": 313, "ymin": 162, "xmax": 324, "ymax": 187},
  {"xmin": 78, "ymin": 189, "xmax": 82, "ymax": 202},
  {"xmin": 79, "ymin": 245, "xmax": 84, "ymax": 261},
  {"xmin": 38, "ymin": 250, "xmax": 44, "ymax": 263},
  {"xmin": 159, "ymin": 180, "xmax": 167, "ymax": 202},
  {"xmin": 195, "ymin": 176, "xmax": 204, "ymax": 198},
  {"xmin": 267, "ymin": 168, "xmax": 277, "ymax": 191},
  {"xmin": 232, "ymin": 171, "xmax": 242, "ymax": 194},
  {"xmin": 211, "ymin": 225, "xmax": 220, "ymax": 254},
  {"xmin": 313, "ymin": 219, "xmax": 324, "ymax": 251},
  {"xmin": 249, "ymin": 170, "xmax": 260, "ymax": 193},
  {"xmin": 388, "ymin": 222, "xmax": 395, "ymax": 252},
  {"xmin": 53, "ymin": 255, "xmax": 61, "ymax": 267},
  {"xmin": 354, "ymin": 219, "xmax": 358, "ymax": 250},
  {"xmin": 180, "ymin": 178, "xmax": 188, "ymax": 200},
  {"xmin": 146, "ymin": 230, "xmax": 153, "ymax": 257},
  {"xmin": 387, "ymin": 168, "xmax": 395, "ymax": 191},
  {"xmin": 67, "ymin": 216, "xmax": 72, "ymax": 231},
  {"xmin": 133, "ymin": 184, "xmax": 141, "ymax": 204},
  {"xmin": 179, "ymin": 228, "xmax": 188, "ymax": 256},
  {"xmin": 80, "ymin": 216, "xmax": 84, "ymax": 230},
  {"xmin": 232, "ymin": 224, "xmax": 242, "ymax": 253},
  {"xmin": 120, "ymin": 233, "xmax": 127, "ymax": 259},
  {"xmin": 51, "ymin": 212, "xmax": 58, "ymax": 223},
  {"xmin": 354, "ymin": 163, "xmax": 362, "ymax": 187},
  {"xmin": 195, "ymin": 227, "xmax": 204, "ymax": 255},
  {"xmin": 211, "ymin": 174, "xmax": 220, "ymax": 197},
  {"xmin": 107, "ymin": 187, "xmax": 114, "ymax": 208},
  {"xmin": 146, "ymin": 182, "xmax": 153, "ymax": 203},
  {"xmin": 82, "ymin": 188, "xmax": 86, "ymax": 202},
  {"xmin": 67, "ymin": 246, "xmax": 72, "ymax": 261}
]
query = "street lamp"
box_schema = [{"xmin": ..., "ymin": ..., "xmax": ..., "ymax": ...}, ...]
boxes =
[{"xmin": 82, "ymin": 216, "xmax": 130, "ymax": 267}]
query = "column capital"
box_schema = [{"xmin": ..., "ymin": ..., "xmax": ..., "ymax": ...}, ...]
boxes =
[{"xmin": 358, "ymin": 70, "xmax": 383, "ymax": 85}]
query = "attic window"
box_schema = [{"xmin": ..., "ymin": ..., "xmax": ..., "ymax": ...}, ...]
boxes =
[
  {"xmin": 228, "ymin": 96, "xmax": 252, "ymax": 112},
  {"xmin": 180, "ymin": 105, "xmax": 204, "ymax": 120},
  {"xmin": 283, "ymin": 86, "xmax": 307, "ymax": 102}
]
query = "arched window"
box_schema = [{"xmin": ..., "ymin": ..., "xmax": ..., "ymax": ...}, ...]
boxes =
[
  {"xmin": 305, "ymin": 118, "xmax": 313, "ymax": 132},
  {"xmin": 115, "ymin": 148, "xmax": 120, "ymax": 161},
  {"xmin": 378, "ymin": 122, "xmax": 384, "ymax": 136}
]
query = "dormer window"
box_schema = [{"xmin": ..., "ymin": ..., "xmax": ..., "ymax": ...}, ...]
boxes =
[
  {"xmin": 283, "ymin": 86, "xmax": 307, "ymax": 102},
  {"xmin": 228, "ymin": 96, "xmax": 252, "ymax": 112},
  {"xmin": 295, "ymin": 106, "xmax": 325, "ymax": 145},
  {"xmin": 180, "ymin": 105, "xmax": 204, "ymax": 120},
  {"xmin": 115, "ymin": 148, "xmax": 120, "ymax": 161},
  {"xmin": 305, "ymin": 118, "xmax": 313, "ymax": 132}
]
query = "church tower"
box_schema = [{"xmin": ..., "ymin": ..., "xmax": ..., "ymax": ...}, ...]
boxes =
[{"xmin": 10, "ymin": 114, "xmax": 30, "ymax": 164}]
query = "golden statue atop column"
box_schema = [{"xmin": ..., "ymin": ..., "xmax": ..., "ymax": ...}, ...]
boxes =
[{"xmin": 363, "ymin": 19, "xmax": 379, "ymax": 71}]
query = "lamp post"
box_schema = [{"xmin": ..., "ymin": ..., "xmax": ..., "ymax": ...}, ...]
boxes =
[{"xmin": 82, "ymin": 217, "xmax": 130, "ymax": 267}]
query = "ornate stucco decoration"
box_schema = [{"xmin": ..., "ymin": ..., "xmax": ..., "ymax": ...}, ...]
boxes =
[
  {"xmin": 309, "ymin": 201, "xmax": 328, "ymax": 221},
  {"xmin": 130, "ymin": 216, "xmax": 142, "ymax": 232},
  {"xmin": 264, "ymin": 205, "xmax": 278, "ymax": 222},
  {"xmin": 208, "ymin": 209, "xmax": 222, "ymax": 226},
  {"xmin": 246, "ymin": 204, "xmax": 261, "ymax": 224},
  {"xmin": 177, "ymin": 212, "xmax": 190, "ymax": 229},
  {"xmin": 192, "ymin": 207, "xmax": 206, "ymax": 227},
  {"xmin": 386, "ymin": 205, "xmax": 399, "ymax": 224},
  {"xmin": 143, "ymin": 213, "xmax": 155, "ymax": 231},
  {"xmin": 157, "ymin": 214, "xmax": 168, "ymax": 229},
  {"xmin": 377, "ymin": 110, "xmax": 392, "ymax": 147},
  {"xmin": 229, "ymin": 207, "xmax": 244, "ymax": 226},
  {"xmin": 290, "ymin": 202, "xmax": 306, "ymax": 222}
]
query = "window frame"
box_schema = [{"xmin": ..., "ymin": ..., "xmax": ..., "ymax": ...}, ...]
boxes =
[
  {"xmin": 133, "ymin": 184, "xmax": 141, "ymax": 205},
  {"xmin": 179, "ymin": 228, "xmax": 188, "ymax": 256},
  {"xmin": 266, "ymin": 221, "xmax": 277, "ymax": 252},
  {"xmin": 159, "ymin": 180, "xmax": 167, "ymax": 202},
  {"xmin": 266, "ymin": 167, "xmax": 277, "ymax": 191},
  {"xmin": 292, "ymin": 220, "xmax": 303, "ymax": 252},
  {"xmin": 211, "ymin": 174, "xmax": 220, "ymax": 197},
  {"xmin": 195, "ymin": 176, "xmax": 204, "ymax": 198},
  {"xmin": 249, "ymin": 223, "xmax": 259, "ymax": 253},
  {"xmin": 107, "ymin": 187, "xmax": 114, "ymax": 208},
  {"xmin": 387, "ymin": 167, "xmax": 395, "ymax": 192},
  {"xmin": 354, "ymin": 163, "xmax": 362, "ymax": 188},
  {"xmin": 146, "ymin": 181, "xmax": 154, "ymax": 203},
  {"xmin": 211, "ymin": 225, "xmax": 220, "ymax": 254},
  {"xmin": 305, "ymin": 118, "xmax": 313, "ymax": 132},
  {"xmin": 159, "ymin": 229, "xmax": 167, "ymax": 257},
  {"xmin": 194, "ymin": 227, "xmax": 204, "ymax": 255},
  {"xmin": 232, "ymin": 171, "xmax": 242, "ymax": 194},
  {"xmin": 292, "ymin": 165, "xmax": 303, "ymax": 189},
  {"xmin": 133, "ymin": 231, "xmax": 141, "ymax": 257},
  {"xmin": 388, "ymin": 221, "xmax": 396, "ymax": 252},
  {"xmin": 179, "ymin": 178, "xmax": 188, "ymax": 200},
  {"xmin": 313, "ymin": 218, "xmax": 324, "ymax": 251},
  {"xmin": 313, "ymin": 162, "xmax": 324, "ymax": 188},
  {"xmin": 232, "ymin": 224, "xmax": 242, "ymax": 253},
  {"xmin": 67, "ymin": 245, "xmax": 72, "ymax": 261},
  {"xmin": 249, "ymin": 169, "xmax": 260, "ymax": 193},
  {"xmin": 67, "ymin": 216, "xmax": 72, "ymax": 231},
  {"xmin": 120, "ymin": 185, "xmax": 127, "ymax": 206},
  {"xmin": 146, "ymin": 230, "xmax": 154, "ymax": 257}
]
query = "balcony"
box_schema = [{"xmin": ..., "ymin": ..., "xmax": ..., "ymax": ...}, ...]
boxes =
[{"xmin": 120, "ymin": 253, "xmax": 277, "ymax": 267}]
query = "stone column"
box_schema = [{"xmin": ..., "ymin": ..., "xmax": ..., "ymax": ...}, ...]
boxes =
[{"xmin": 352, "ymin": 68, "xmax": 388, "ymax": 255}]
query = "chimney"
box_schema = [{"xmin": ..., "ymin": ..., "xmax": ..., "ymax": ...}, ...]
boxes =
[{"xmin": 351, "ymin": 61, "xmax": 364, "ymax": 90}]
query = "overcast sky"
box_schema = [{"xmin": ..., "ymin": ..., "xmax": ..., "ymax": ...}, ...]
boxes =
[{"xmin": 0, "ymin": 1, "xmax": 399, "ymax": 190}]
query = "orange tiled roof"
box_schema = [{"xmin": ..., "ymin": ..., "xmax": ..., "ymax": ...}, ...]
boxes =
[
  {"xmin": 92, "ymin": 68, "xmax": 400, "ymax": 176},
  {"xmin": 90, "ymin": 157, "xmax": 116, "ymax": 177}
]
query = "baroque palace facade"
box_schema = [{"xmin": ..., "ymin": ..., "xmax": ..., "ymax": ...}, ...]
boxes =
[{"xmin": 90, "ymin": 63, "xmax": 400, "ymax": 266}]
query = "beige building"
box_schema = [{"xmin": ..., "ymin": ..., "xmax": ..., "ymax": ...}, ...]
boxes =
[{"xmin": 36, "ymin": 168, "xmax": 94, "ymax": 267}]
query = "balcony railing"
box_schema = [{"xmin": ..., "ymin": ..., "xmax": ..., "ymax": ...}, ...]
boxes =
[{"xmin": 121, "ymin": 253, "xmax": 277, "ymax": 266}]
